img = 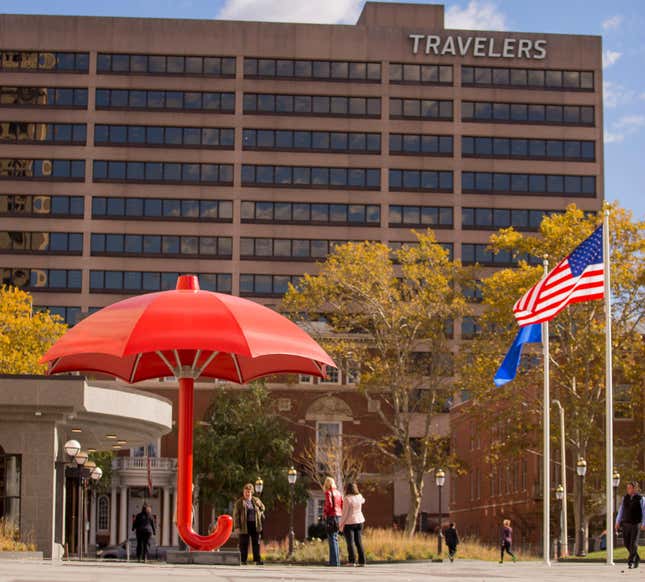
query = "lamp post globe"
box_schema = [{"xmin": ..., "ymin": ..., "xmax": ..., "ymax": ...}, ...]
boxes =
[
  {"xmin": 254, "ymin": 477, "xmax": 263, "ymax": 495},
  {"xmin": 435, "ymin": 468, "xmax": 446, "ymax": 487},
  {"xmin": 612, "ymin": 469, "xmax": 620, "ymax": 489},
  {"xmin": 75, "ymin": 450, "xmax": 89, "ymax": 466},
  {"xmin": 91, "ymin": 466, "xmax": 103, "ymax": 481},
  {"xmin": 576, "ymin": 457, "xmax": 587, "ymax": 477},
  {"xmin": 287, "ymin": 466, "xmax": 297, "ymax": 485},
  {"xmin": 556, "ymin": 484, "xmax": 564, "ymax": 500},
  {"xmin": 64, "ymin": 439, "xmax": 81, "ymax": 458}
]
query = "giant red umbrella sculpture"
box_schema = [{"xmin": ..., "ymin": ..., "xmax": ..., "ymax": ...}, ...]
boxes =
[{"xmin": 40, "ymin": 274, "xmax": 335, "ymax": 551}]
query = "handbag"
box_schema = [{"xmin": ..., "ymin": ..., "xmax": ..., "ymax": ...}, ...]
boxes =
[{"xmin": 325, "ymin": 490, "xmax": 339, "ymax": 535}]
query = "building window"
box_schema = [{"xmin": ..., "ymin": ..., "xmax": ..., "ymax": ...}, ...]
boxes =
[
  {"xmin": 461, "ymin": 243, "xmax": 539, "ymax": 267},
  {"xmin": 240, "ymin": 237, "xmax": 354, "ymax": 261},
  {"xmin": 462, "ymin": 101, "xmax": 594, "ymax": 126},
  {"xmin": 95, "ymin": 125, "xmax": 234, "ymax": 149},
  {"xmin": 244, "ymin": 57, "xmax": 380, "ymax": 82},
  {"xmin": 34, "ymin": 305, "xmax": 82, "ymax": 326},
  {"xmin": 0, "ymin": 159, "xmax": 84, "ymax": 181},
  {"xmin": 299, "ymin": 375, "xmax": 314, "ymax": 384},
  {"xmin": 389, "ymin": 169, "xmax": 453, "ymax": 192},
  {"xmin": 521, "ymin": 459, "xmax": 528, "ymax": 491},
  {"xmin": 462, "ymin": 207, "xmax": 562, "ymax": 231},
  {"xmin": 388, "ymin": 205, "xmax": 453, "ymax": 228},
  {"xmin": 95, "ymin": 89, "xmax": 235, "ymax": 113},
  {"xmin": 97, "ymin": 495, "xmax": 109, "ymax": 532},
  {"xmin": 462, "ymin": 136, "xmax": 595, "ymax": 161},
  {"xmin": 1, "ymin": 267, "xmax": 81, "ymax": 291},
  {"xmin": 243, "ymin": 93, "xmax": 381, "ymax": 118},
  {"xmin": 0, "ymin": 86, "xmax": 88, "ymax": 108},
  {"xmin": 0, "ymin": 194, "xmax": 84, "ymax": 218},
  {"xmin": 239, "ymin": 274, "xmax": 301, "ymax": 297},
  {"xmin": 90, "ymin": 271, "xmax": 231, "ymax": 294},
  {"xmin": 97, "ymin": 53, "xmax": 235, "ymax": 76},
  {"xmin": 316, "ymin": 421, "xmax": 342, "ymax": 475},
  {"xmin": 91, "ymin": 234, "xmax": 231, "ymax": 258},
  {"xmin": 277, "ymin": 398, "xmax": 292, "ymax": 412},
  {"xmin": 389, "ymin": 98, "xmax": 453, "ymax": 120},
  {"xmin": 241, "ymin": 165, "xmax": 380, "ymax": 190},
  {"xmin": 389, "ymin": 63, "xmax": 452, "ymax": 85},
  {"xmin": 241, "ymin": 201, "xmax": 380, "ymax": 226},
  {"xmin": 461, "ymin": 317, "xmax": 481, "ymax": 340},
  {"xmin": 92, "ymin": 161, "xmax": 232, "ymax": 184},
  {"xmin": 462, "ymin": 66, "xmax": 594, "ymax": 91},
  {"xmin": 0, "ymin": 453, "xmax": 21, "ymax": 528},
  {"xmin": 462, "ymin": 172, "xmax": 596, "ymax": 196},
  {"xmin": 0, "ymin": 231, "xmax": 82, "ymax": 254},
  {"xmin": 306, "ymin": 492, "xmax": 325, "ymax": 534},
  {"xmin": 0, "ymin": 122, "xmax": 86, "ymax": 145},
  {"xmin": 320, "ymin": 366, "xmax": 341, "ymax": 385},
  {"xmin": 389, "ymin": 133, "xmax": 453, "ymax": 156},
  {"xmin": 243, "ymin": 129, "xmax": 380, "ymax": 154},
  {"xmin": 92, "ymin": 197, "xmax": 232, "ymax": 222},
  {"xmin": 614, "ymin": 384, "xmax": 633, "ymax": 419},
  {"xmin": 0, "ymin": 50, "xmax": 89, "ymax": 73},
  {"xmin": 389, "ymin": 241, "xmax": 454, "ymax": 261}
]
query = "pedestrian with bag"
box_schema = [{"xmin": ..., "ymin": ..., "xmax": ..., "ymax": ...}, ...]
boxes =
[
  {"xmin": 339, "ymin": 482, "xmax": 366, "ymax": 567},
  {"xmin": 444, "ymin": 522, "xmax": 459, "ymax": 562},
  {"xmin": 322, "ymin": 476, "xmax": 343, "ymax": 567},
  {"xmin": 233, "ymin": 483, "xmax": 266, "ymax": 565},
  {"xmin": 499, "ymin": 518, "xmax": 517, "ymax": 563},
  {"xmin": 615, "ymin": 480, "xmax": 645, "ymax": 569}
]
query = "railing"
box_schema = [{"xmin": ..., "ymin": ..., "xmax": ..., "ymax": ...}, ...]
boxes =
[{"xmin": 112, "ymin": 457, "xmax": 177, "ymax": 471}]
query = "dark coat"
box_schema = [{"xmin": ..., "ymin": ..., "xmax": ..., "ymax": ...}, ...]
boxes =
[
  {"xmin": 132, "ymin": 510, "xmax": 156, "ymax": 535},
  {"xmin": 444, "ymin": 526, "xmax": 459, "ymax": 547},
  {"xmin": 233, "ymin": 496, "xmax": 266, "ymax": 534}
]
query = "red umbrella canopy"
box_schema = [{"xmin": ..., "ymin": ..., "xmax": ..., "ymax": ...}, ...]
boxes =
[{"xmin": 40, "ymin": 275, "xmax": 335, "ymax": 383}]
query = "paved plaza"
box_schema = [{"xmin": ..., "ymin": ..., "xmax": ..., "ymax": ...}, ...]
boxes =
[{"xmin": 0, "ymin": 560, "xmax": 637, "ymax": 582}]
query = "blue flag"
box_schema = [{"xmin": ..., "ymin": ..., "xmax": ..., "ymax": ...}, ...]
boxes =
[{"xmin": 494, "ymin": 324, "xmax": 542, "ymax": 387}]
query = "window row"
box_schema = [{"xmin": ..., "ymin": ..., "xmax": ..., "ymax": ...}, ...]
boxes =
[
  {"xmin": 389, "ymin": 241, "xmax": 454, "ymax": 260},
  {"xmin": 389, "ymin": 134, "xmax": 453, "ymax": 155},
  {"xmin": 0, "ymin": 159, "xmax": 85, "ymax": 180},
  {"xmin": 241, "ymin": 165, "xmax": 380, "ymax": 189},
  {"xmin": 243, "ymin": 93, "xmax": 380, "ymax": 117},
  {"xmin": 240, "ymin": 237, "xmax": 350, "ymax": 260},
  {"xmin": 461, "ymin": 244, "xmax": 540, "ymax": 266},
  {"xmin": 1, "ymin": 267, "xmax": 81, "ymax": 290},
  {"xmin": 462, "ymin": 136, "xmax": 595, "ymax": 161},
  {"xmin": 35, "ymin": 305, "xmax": 82, "ymax": 326},
  {"xmin": 389, "ymin": 63, "xmax": 452, "ymax": 85},
  {"xmin": 92, "ymin": 197, "xmax": 232, "ymax": 221},
  {"xmin": 0, "ymin": 122, "xmax": 86, "ymax": 145},
  {"xmin": 0, "ymin": 86, "xmax": 88, "ymax": 108},
  {"xmin": 462, "ymin": 172, "xmax": 596, "ymax": 196},
  {"xmin": 389, "ymin": 169, "xmax": 453, "ymax": 192},
  {"xmin": 389, "ymin": 205, "xmax": 453, "ymax": 227},
  {"xmin": 90, "ymin": 233, "xmax": 232, "ymax": 257},
  {"xmin": 0, "ymin": 231, "xmax": 82, "ymax": 254},
  {"xmin": 89, "ymin": 271, "xmax": 232, "ymax": 293},
  {"xmin": 462, "ymin": 101, "xmax": 594, "ymax": 126},
  {"xmin": 95, "ymin": 89, "xmax": 235, "ymax": 112},
  {"xmin": 242, "ymin": 129, "xmax": 380, "ymax": 153},
  {"xmin": 244, "ymin": 58, "xmax": 380, "ymax": 82},
  {"xmin": 97, "ymin": 53, "xmax": 235, "ymax": 77},
  {"xmin": 462, "ymin": 207, "xmax": 559, "ymax": 231},
  {"xmin": 240, "ymin": 201, "xmax": 381, "ymax": 225},
  {"xmin": 239, "ymin": 274, "xmax": 301, "ymax": 297},
  {"xmin": 462, "ymin": 66, "xmax": 594, "ymax": 91},
  {"xmin": 0, "ymin": 194, "xmax": 84, "ymax": 218},
  {"xmin": 0, "ymin": 51, "xmax": 89, "ymax": 73},
  {"xmin": 94, "ymin": 125, "xmax": 234, "ymax": 148},
  {"xmin": 390, "ymin": 98, "xmax": 453, "ymax": 120},
  {"xmin": 92, "ymin": 161, "xmax": 233, "ymax": 184}
]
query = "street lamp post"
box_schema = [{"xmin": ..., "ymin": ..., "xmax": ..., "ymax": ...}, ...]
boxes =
[
  {"xmin": 287, "ymin": 467, "xmax": 297, "ymax": 559},
  {"xmin": 254, "ymin": 477, "xmax": 264, "ymax": 496},
  {"xmin": 74, "ymin": 450, "xmax": 88, "ymax": 560},
  {"xmin": 435, "ymin": 469, "xmax": 445, "ymax": 559},
  {"xmin": 612, "ymin": 469, "xmax": 620, "ymax": 554},
  {"xmin": 576, "ymin": 458, "xmax": 587, "ymax": 557},
  {"xmin": 63, "ymin": 440, "xmax": 81, "ymax": 558},
  {"xmin": 555, "ymin": 484, "xmax": 564, "ymax": 559}
]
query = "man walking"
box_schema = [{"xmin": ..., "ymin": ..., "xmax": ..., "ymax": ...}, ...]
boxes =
[
  {"xmin": 615, "ymin": 481, "xmax": 645, "ymax": 569},
  {"xmin": 132, "ymin": 503, "xmax": 156, "ymax": 562},
  {"xmin": 444, "ymin": 522, "xmax": 459, "ymax": 562}
]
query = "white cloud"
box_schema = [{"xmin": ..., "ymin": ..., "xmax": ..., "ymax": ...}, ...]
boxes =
[
  {"xmin": 216, "ymin": 0, "xmax": 363, "ymax": 24},
  {"xmin": 602, "ymin": 14, "xmax": 623, "ymax": 30},
  {"xmin": 602, "ymin": 49, "xmax": 622, "ymax": 69},
  {"xmin": 445, "ymin": 1, "xmax": 508, "ymax": 30},
  {"xmin": 603, "ymin": 80, "xmax": 637, "ymax": 108},
  {"xmin": 605, "ymin": 114, "xmax": 645, "ymax": 144}
]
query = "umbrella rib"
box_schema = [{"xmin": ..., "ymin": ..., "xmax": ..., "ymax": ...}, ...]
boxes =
[
  {"xmin": 129, "ymin": 353, "xmax": 142, "ymax": 383},
  {"xmin": 194, "ymin": 350, "xmax": 219, "ymax": 379},
  {"xmin": 190, "ymin": 350, "xmax": 202, "ymax": 375},
  {"xmin": 156, "ymin": 350, "xmax": 178, "ymax": 377},
  {"xmin": 231, "ymin": 353, "xmax": 243, "ymax": 384}
]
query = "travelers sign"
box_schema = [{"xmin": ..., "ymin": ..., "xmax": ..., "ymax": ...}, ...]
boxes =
[{"xmin": 409, "ymin": 34, "xmax": 547, "ymax": 60}]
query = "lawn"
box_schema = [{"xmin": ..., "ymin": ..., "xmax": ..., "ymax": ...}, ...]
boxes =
[{"xmin": 582, "ymin": 546, "xmax": 629, "ymax": 560}]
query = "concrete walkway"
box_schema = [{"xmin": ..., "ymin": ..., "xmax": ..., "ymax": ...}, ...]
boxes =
[{"xmin": 0, "ymin": 559, "xmax": 638, "ymax": 581}]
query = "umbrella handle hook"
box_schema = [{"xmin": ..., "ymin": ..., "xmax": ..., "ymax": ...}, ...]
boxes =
[{"xmin": 177, "ymin": 377, "xmax": 233, "ymax": 551}]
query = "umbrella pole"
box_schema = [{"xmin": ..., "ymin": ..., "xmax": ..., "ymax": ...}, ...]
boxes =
[{"xmin": 176, "ymin": 376, "xmax": 233, "ymax": 551}]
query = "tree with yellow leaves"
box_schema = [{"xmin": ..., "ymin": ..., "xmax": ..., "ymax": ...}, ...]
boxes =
[
  {"xmin": 0, "ymin": 285, "xmax": 67, "ymax": 374},
  {"xmin": 283, "ymin": 230, "xmax": 466, "ymax": 535},
  {"xmin": 458, "ymin": 203, "xmax": 644, "ymax": 553}
]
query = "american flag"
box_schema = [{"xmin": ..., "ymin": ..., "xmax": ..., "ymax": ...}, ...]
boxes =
[{"xmin": 513, "ymin": 225, "xmax": 604, "ymax": 327}]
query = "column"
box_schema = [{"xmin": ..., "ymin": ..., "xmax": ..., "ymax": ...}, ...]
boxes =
[
  {"xmin": 162, "ymin": 486, "xmax": 170, "ymax": 546},
  {"xmin": 118, "ymin": 486, "xmax": 128, "ymax": 543},
  {"xmin": 109, "ymin": 486, "xmax": 117, "ymax": 545},
  {"xmin": 89, "ymin": 489, "xmax": 96, "ymax": 549},
  {"xmin": 171, "ymin": 488, "xmax": 179, "ymax": 547}
]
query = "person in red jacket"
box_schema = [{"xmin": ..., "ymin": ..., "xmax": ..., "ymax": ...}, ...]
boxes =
[{"xmin": 322, "ymin": 476, "xmax": 343, "ymax": 566}]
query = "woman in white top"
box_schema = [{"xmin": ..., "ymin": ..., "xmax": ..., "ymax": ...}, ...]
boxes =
[{"xmin": 339, "ymin": 482, "xmax": 366, "ymax": 566}]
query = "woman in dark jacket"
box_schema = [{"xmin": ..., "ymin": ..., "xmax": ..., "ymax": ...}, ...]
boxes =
[
  {"xmin": 233, "ymin": 483, "xmax": 266, "ymax": 565},
  {"xmin": 132, "ymin": 503, "xmax": 156, "ymax": 562},
  {"xmin": 499, "ymin": 518, "xmax": 517, "ymax": 563},
  {"xmin": 444, "ymin": 522, "xmax": 459, "ymax": 562}
]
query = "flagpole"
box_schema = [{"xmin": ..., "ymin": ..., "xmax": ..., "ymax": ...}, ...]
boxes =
[
  {"xmin": 603, "ymin": 210, "xmax": 614, "ymax": 566},
  {"xmin": 542, "ymin": 257, "xmax": 551, "ymax": 566}
]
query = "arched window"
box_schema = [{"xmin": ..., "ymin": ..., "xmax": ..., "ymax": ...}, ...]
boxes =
[{"xmin": 97, "ymin": 495, "xmax": 109, "ymax": 532}]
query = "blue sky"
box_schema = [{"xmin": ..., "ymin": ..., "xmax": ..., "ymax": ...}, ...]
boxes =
[{"xmin": 2, "ymin": 0, "xmax": 644, "ymax": 219}]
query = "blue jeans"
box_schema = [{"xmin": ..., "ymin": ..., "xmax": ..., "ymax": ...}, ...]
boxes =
[{"xmin": 328, "ymin": 530, "xmax": 340, "ymax": 566}]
